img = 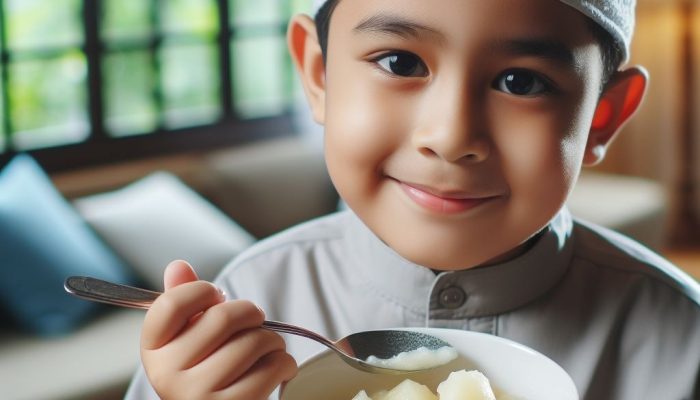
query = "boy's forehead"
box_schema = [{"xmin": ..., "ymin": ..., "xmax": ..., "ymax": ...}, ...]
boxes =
[{"xmin": 312, "ymin": 0, "xmax": 635, "ymax": 63}]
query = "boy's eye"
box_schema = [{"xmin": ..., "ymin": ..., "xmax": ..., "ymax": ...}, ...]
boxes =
[
  {"xmin": 494, "ymin": 69, "xmax": 550, "ymax": 96},
  {"xmin": 374, "ymin": 52, "xmax": 428, "ymax": 77}
]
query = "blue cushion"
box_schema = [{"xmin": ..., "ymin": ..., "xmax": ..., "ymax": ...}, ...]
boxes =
[{"xmin": 0, "ymin": 154, "xmax": 135, "ymax": 336}]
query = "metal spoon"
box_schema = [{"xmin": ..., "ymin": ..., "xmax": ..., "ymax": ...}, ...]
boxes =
[{"xmin": 64, "ymin": 276, "xmax": 454, "ymax": 374}]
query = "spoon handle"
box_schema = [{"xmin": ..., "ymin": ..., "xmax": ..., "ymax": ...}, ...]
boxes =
[
  {"xmin": 64, "ymin": 276, "xmax": 337, "ymax": 350},
  {"xmin": 65, "ymin": 276, "xmax": 159, "ymax": 309},
  {"xmin": 261, "ymin": 320, "xmax": 336, "ymax": 348}
]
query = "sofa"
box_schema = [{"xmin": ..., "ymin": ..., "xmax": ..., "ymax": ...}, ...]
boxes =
[{"xmin": 0, "ymin": 135, "xmax": 667, "ymax": 400}]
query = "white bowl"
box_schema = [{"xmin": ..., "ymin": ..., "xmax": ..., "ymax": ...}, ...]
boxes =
[{"xmin": 280, "ymin": 328, "xmax": 579, "ymax": 400}]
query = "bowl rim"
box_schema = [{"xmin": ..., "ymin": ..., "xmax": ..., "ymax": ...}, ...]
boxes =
[{"xmin": 280, "ymin": 327, "xmax": 580, "ymax": 400}]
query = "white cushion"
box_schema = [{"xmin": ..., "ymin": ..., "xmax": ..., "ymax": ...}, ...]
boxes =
[{"xmin": 73, "ymin": 172, "xmax": 255, "ymax": 289}]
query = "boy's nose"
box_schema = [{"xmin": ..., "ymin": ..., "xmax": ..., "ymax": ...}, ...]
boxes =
[{"xmin": 412, "ymin": 94, "xmax": 490, "ymax": 164}]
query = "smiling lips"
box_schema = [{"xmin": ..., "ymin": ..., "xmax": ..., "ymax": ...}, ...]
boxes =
[{"xmin": 399, "ymin": 181, "xmax": 496, "ymax": 214}]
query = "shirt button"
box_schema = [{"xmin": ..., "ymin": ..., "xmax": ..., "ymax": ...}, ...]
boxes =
[{"xmin": 438, "ymin": 286, "xmax": 466, "ymax": 309}]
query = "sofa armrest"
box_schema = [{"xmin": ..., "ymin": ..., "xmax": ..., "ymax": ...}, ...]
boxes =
[
  {"xmin": 0, "ymin": 309, "xmax": 143, "ymax": 400},
  {"xmin": 567, "ymin": 171, "xmax": 668, "ymax": 250}
]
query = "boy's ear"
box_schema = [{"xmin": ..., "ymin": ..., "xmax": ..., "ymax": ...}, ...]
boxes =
[
  {"xmin": 287, "ymin": 14, "xmax": 326, "ymax": 125},
  {"xmin": 583, "ymin": 66, "xmax": 648, "ymax": 165}
]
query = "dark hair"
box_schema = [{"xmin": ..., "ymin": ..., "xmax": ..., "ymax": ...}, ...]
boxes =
[
  {"xmin": 314, "ymin": 0, "xmax": 623, "ymax": 91},
  {"xmin": 314, "ymin": 0, "xmax": 341, "ymax": 63},
  {"xmin": 585, "ymin": 19, "xmax": 624, "ymax": 90}
]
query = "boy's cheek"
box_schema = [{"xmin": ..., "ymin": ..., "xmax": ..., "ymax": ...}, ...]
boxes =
[{"xmin": 325, "ymin": 89, "xmax": 407, "ymax": 152}]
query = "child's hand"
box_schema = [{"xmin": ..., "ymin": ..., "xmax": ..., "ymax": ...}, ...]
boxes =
[{"xmin": 140, "ymin": 260, "xmax": 298, "ymax": 400}]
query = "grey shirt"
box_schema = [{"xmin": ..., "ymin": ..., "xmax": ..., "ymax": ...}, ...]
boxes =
[{"xmin": 126, "ymin": 208, "xmax": 700, "ymax": 400}]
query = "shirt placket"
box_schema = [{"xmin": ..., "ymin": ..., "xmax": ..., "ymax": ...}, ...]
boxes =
[{"xmin": 426, "ymin": 275, "xmax": 498, "ymax": 335}]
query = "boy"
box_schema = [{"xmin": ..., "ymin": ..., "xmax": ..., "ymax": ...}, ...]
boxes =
[{"xmin": 126, "ymin": 0, "xmax": 700, "ymax": 399}]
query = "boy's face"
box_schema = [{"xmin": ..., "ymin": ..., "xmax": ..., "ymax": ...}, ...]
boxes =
[{"xmin": 320, "ymin": 0, "xmax": 606, "ymax": 269}]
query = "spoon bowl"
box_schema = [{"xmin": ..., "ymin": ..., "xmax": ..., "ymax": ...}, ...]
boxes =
[{"xmin": 64, "ymin": 276, "xmax": 454, "ymax": 374}]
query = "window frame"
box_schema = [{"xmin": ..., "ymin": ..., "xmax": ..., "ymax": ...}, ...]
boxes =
[{"xmin": 0, "ymin": 0, "xmax": 297, "ymax": 173}]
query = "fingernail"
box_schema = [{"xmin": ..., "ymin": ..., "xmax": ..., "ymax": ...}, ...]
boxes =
[{"xmin": 256, "ymin": 304, "xmax": 266, "ymax": 318}]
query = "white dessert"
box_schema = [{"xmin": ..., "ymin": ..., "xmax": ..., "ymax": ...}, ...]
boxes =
[
  {"xmin": 365, "ymin": 346, "xmax": 458, "ymax": 371},
  {"xmin": 437, "ymin": 370, "xmax": 496, "ymax": 400},
  {"xmin": 352, "ymin": 391, "xmax": 373, "ymax": 400},
  {"xmin": 351, "ymin": 369, "xmax": 501, "ymax": 400}
]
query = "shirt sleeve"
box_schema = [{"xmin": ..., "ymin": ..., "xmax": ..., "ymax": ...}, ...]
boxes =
[{"xmin": 123, "ymin": 365, "xmax": 159, "ymax": 400}]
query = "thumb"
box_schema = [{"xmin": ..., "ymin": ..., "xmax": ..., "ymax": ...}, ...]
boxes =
[{"xmin": 163, "ymin": 260, "xmax": 199, "ymax": 291}]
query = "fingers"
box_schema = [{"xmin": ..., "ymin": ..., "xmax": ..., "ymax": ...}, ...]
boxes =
[
  {"xmin": 142, "ymin": 280, "xmax": 225, "ymax": 350},
  {"xmin": 187, "ymin": 327, "xmax": 296, "ymax": 392},
  {"xmin": 212, "ymin": 349, "xmax": 298, "ymax": 400},
  {"xmin": 164, "ymin": 260, "xmax": 199, "ymax": 290},
  {"xmin": 164, "ymin": 300, "xmax": 266, "ymax": 370},
  {"xmin": 145, "ymin": 331, "xmax": 296, "ymax": 400}
]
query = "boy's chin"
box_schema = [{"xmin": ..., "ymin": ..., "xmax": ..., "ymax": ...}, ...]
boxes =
[
  {"xmin": 389, "ymin": 238, "xmax": 531, "ymax": 271},
  {"xmin": 398, "ymin": 247, "xmax": 506, "ymax": 271}
]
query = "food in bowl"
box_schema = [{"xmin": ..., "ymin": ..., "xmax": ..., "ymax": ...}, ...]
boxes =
[
  {"xmin": 365, "ymin": 346, "xmax": 458, "ymax": 371},
  {"xmin": 351, "ymin": 369, "xmax": 504, "ymax": 400},
  {"xmin": 279, "ymin": 329, "xmax": 579, "ymax": 400},
  {"xmin": 351, "ymin": 379, "xmax": 437, "ymax": 400}
]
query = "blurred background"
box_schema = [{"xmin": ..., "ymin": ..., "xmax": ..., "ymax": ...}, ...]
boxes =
[
  {"xmin": 0, "ymin": 0, "xmax": 311, "ymax": 165},
  {"xmin": 0, "ymin": 0, "xmax": 698, "ymax": 399},
  {"xmin": 596, "ymin": 0, "xmax": 700, "ymax": 268},
  {"xmin": 0, "ymin": 0, "xmax": 698, "ymax": 253}
]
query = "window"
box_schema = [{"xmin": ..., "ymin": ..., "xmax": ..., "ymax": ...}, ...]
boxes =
[{"xmin": 0, "ymin": 0, "xmax": 312, "ymax": 171}]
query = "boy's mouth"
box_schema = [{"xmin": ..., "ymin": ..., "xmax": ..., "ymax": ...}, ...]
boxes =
[{"xmin": 396, "ymin": 180, "xmax": 498, "ymax": 214}]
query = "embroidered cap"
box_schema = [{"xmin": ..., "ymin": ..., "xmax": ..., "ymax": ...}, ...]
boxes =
[{"xmin": 310, "ymin": 0, "xmax": 635, "ymax": 63}]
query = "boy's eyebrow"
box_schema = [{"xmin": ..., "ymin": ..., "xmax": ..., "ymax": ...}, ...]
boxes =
[
  {"xmin": 353, "ymin": 14, "xmax": 445, "ymax": 43},
  {"xmin": 353, "ymin": 15, "xmax": 579, "ymax": 69},
  {"xmin": 493, "ymin": 38, "xmax": 577, "ymax": 67}
]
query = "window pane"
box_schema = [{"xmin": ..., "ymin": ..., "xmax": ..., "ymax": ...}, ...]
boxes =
[
  {"xmin": 0, "ymin": 63, "xmax": 5, "ymax": 152},
  {"xmin": 101, "ymin": 0, "xmax": 153, "ymax": 41},
  {"xmin": 160, "ymin": 43, "xmax": 221, "ymax": 128},
  {"xmin": 232, "ymin": 35, "xmax": 286, "ymax": 118},
  {"xmin": 289, "ymin": 0, "xmax": 314, "ymax": 15},
  {"xmin": 230, "ymin": 0, "xmax": 281, "ymax": 25},
  {"xmin": 103, "ymin": 51, "xmax": 158, "ymax": 136},
  {"xmin": 9, "ymin": 52, "xmax": 88, "ymax": 150},
  {"xmin": 6, "ymin": 0, "xmax": 83, "ymax": 50},
  {"xmin": 161, "ymin": 0, "xmax": 218, "ymax": 36}
]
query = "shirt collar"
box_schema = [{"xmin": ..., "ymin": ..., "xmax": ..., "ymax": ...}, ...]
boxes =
[{"xmin": 346, "ymin": 208, "xmax": 575, "ymax": 318}]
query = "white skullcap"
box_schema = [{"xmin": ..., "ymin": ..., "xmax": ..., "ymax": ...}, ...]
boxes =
[{"xmin": 310, "ymin": 0, "xmax": 635, "ymax": 63}]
